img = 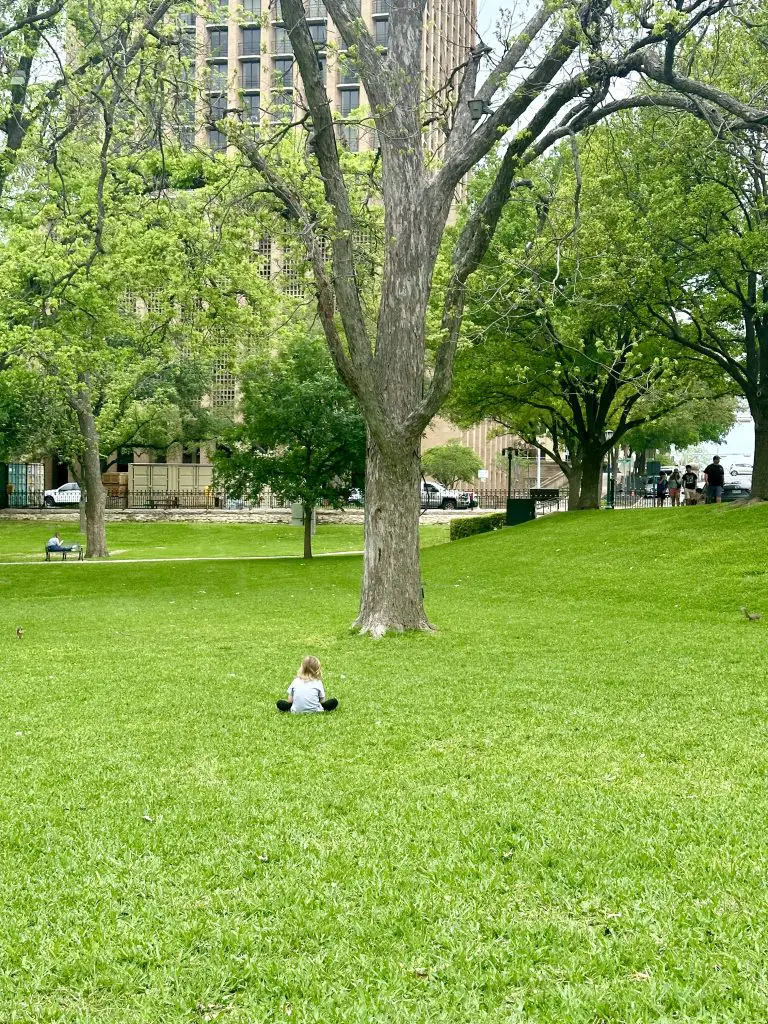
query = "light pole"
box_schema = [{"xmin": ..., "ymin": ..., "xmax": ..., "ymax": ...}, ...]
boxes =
[
  {"xmin": 501, "ymin": 447, "xmax": 514, "ymax": 500},
  {"xmin": 604, "ymin": 431, "xmax": 615, "ymax": 509}
]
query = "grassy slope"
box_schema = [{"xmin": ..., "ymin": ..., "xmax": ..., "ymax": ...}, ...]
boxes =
[
  {"xmin": 1, "ymin": 504, "xmax": 767, "ymax": 1023},
  {"xmin": 0, "ymin": 520, "xmax": 448, "ymax": 562}
]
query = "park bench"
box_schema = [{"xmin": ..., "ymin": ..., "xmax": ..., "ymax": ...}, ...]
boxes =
[{"xmin": 45, "ymin": 545, "xmax": 84, "ymax": 562}]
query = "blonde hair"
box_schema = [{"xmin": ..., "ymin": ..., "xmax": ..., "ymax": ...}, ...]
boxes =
[{"xmin": 298, "ymin": 656, "xmax": 322, "ymax": 680}]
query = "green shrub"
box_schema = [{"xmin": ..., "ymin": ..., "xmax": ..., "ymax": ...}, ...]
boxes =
[{"xmin": 450, "ymin": 512, "xmax": 505, "ymax": 541}]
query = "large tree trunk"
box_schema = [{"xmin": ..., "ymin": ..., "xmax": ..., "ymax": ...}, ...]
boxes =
[
  {"xmin": 74, "ymin": 405, "xmax": 109, "ymax": 558},
  {"xmin": 303, "ymin": 504, "xmax": 313, "ymax": 559},
  {"xmin": 566, "ymin": 461, "xmax": 582, "ymax": 510},
  {"xmin": 751, "ymin": 408, "xmax": 768, "ymax": 501},
  {"xmin": 575, "ymin": 449, "xmax": 603, "ymax": 510},
  {"xmin": 355, "ymin": 434, "xmax": 431, "ymax": 637}
]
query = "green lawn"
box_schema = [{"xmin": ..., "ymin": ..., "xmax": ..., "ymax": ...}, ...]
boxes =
[
  {"xmin": 0, "ymin": 520, "xmax": 449, "ymax": 562},
  {"xmin": 2, "ymin": 503, "xmax": 768, "ymax": 1022}
]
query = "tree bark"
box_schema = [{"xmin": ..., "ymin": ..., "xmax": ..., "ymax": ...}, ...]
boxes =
[
  {"xmin": 751, "ymin": 408, "xmax": 768, "ymax": 501},
  {"xmin": 303, "ymin": 504, "xmax": 313, "ymax": 559},
  {"xmin": 575, "ymin": 449, "xmax": 603, "ymax": 510},
  {"xmin": 355, "ymin": 434, "xmax": 431, "ymax": 637},
  {"xmin": 566, "ymin": 462, "xmax": 582, "ymax": 511},
  {"xmin": 74, "ymin": 404, "xmax": 108, "ymax": 558}
]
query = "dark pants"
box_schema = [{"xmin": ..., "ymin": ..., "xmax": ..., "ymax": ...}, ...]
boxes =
[{"xmin": 277, "ymin": 698, "xmax": 338, "ymax": 713}]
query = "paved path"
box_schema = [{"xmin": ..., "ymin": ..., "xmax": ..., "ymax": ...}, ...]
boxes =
[{"xmin": 0, "ymin": 550, "xmax": 364, "ymax": 567}]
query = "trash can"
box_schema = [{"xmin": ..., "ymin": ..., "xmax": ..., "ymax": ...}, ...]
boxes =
[{"xmin": 506, "ymin": 498, "xmax": 536, "ymax": 526}]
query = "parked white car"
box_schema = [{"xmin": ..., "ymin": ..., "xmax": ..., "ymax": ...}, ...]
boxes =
[
  {"xmin": 43, "ymin": 482, "xmax": 81, "ymax": 506},
  {"xmin": 729, "ymin": 463, "xmax": 753, "ymax": 478},
  {"xmin": 421, "ymin": 481, "xmax": 472, "ymax": 510}
]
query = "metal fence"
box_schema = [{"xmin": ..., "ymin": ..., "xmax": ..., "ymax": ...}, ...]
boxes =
[
  {"xmin": 5, "ymin": 489, "xmax": 368, "ymax": 511},
  {"xmin": 473, "ymin": 489, "xmax": 570, "ymax": 513}
]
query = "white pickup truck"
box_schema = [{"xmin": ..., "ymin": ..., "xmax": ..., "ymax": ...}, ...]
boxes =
[{"xmin": 421, "ymin": 481, "xmax": 473, "ymax": 510}]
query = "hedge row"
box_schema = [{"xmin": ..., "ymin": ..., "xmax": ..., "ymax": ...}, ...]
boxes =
[{"xmin": 449, "ymin": 512, "xmax": 506, "ymax": 541}]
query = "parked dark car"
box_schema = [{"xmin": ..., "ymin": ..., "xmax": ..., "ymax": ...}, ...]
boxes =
[{"xmin": 721, "ymin": 483, "xmax": 751, "ymax": 502}]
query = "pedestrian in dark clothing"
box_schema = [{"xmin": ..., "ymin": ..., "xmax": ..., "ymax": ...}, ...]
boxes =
[
  {"xmin": 656, "ymin": 473, "xmax": 669, "ymax": 507},
  {"xmin": 704, "ymin": 456, "xmax": 725, "ymax": 504},
  {"xmin": 681, "ymin": 465, "xmax": 698, "ymax": 505}
]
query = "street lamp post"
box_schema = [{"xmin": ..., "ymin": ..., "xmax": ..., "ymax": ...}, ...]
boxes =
[
  {"xmin": 604, "ymin": 431, "xmax": 615, "ymax": 509},
  {"xmin": 501, "ymin": 447, "xmax": 514, "ymax": 500}
]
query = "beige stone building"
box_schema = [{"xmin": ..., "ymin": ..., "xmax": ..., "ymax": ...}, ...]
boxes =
[
  {"xmin": 422, "ymin": 416, "xmax": 567, "ymax": 491},
  {"xmin": 181, "ymin": 0, "xmax": 475, "ymax": 157}
]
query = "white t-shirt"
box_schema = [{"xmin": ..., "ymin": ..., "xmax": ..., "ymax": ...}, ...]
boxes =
[
  {"xmin": 47, "ymin": 536, "xmax": 61, "ymax": 548},
  {"xmin": 288, "ymin": 677, "xmax": 326, "ymax": 713}
]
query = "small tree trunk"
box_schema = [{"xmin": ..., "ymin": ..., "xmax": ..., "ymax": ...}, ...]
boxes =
[
  {"xmin": 75, "ymin": 406, "xmax": 109, "ymax": 558},
  {"xmin": 303, "ymin": 504, "xmax": 313, "ymax": 559},
  {"xmin": 355, "ymin": 434, "xmax": 432, "ymax": 637},
  {"xmin": 575, "ymin": 449, "xmax": 603, "ymax": 510},
  {"xmin": 750, "ymin": 409, "xmax": 768, "ymax": 501}
]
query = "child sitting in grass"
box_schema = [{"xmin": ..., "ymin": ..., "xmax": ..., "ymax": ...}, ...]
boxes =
[{"xmin": 276, "ymin": 656, "xmax": 338, "ymax": 714}]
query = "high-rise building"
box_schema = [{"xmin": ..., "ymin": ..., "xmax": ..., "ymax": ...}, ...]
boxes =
[{"xmin": 179, "ymin": 0, "xmax": 476, "ymax": 155}]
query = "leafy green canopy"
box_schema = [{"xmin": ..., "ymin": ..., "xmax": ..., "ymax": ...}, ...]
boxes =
[
  {"xmin": 0, "ymin": 146, "xmax": 276, "ymax": 468},
  {"xmin": 422, "ymin": 441, "xmax": 483, "ymax": 489},
  {"xmin": 445, "ymin": 128, "xmax": 732, "ymax": 490},
  {"xmin": 213, "ymin": 340, "xmax": 366, "ymax": 510}
]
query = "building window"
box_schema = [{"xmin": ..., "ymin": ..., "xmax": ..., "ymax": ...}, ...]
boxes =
[
  {"xmin": 209, "ymin": 93, "xmax": 227, "ymax": 116},
  {"xmin": 308, "ymin": 22, "xmax": 327, "ymax": 45},
  {"xmin": 317, "ymin": 57, "xmax": 327, "ymax": 84},
  {"xmin": 338, "ymin": 61, "xmax": 359, "ymax": 85},
  {"xmin": 213, "ymin": 357, "xmax": 237, "ymax": 407},
  {"xmin": 338, "ymin": 123, "xmax": 359, "ymax": 152},
  {"xmin": 208, "ymin": 27, "xmax": 228, "ymax": 58},
  {"xmin": 207, "ymin": 63, "xmax": 228, "ymax": 93},
  {"xmin": 240, "ymin": 26, "xmax": 261, "ymax": 54},
  {"xmin": 272, "ymin": 57, "xmax": 293, "ymax": 88},
  {"xmin": 253, "ymin": 235, "xmax": 272, "ymax": 277},
  {"xmin": 373, "ymin": 19, "xmax": 389, "ymax": 46},
  {"xmin": 182, "ymin": 448, "xmax": 201, "ymax": 464},
  {"xmin": 243, "ymin": 91, "xmax": 261, "ymax": 121},
  {"xmin": 241, "ymin": 59, "xmax": 260, "ymax": 89},
  {"xmin": 339, "ymin": 87, "xmax": 359, "ymax": 117},
  {"xmin": 209, "ymin": 129, "xmax": 228, "ymax": 151},
  {"xmin": 280, "ymin": 256, "xmax": 304, "ymax": 296},
  {"xmin": 242, "ymin": 0, "xmax": 261, "ymax": 15},
  {"xmin": 372, "ymin": 0, "xmax": 389, "ymax": 13},
  {"xmin": 207, "ymin": 0, "xmax": 228, "ymax": 22},
  {"xmin": 144, "ymin": 292, "xmax": 163, "ymax": 314},
  {"xmin": 272, "ymin": 26, "xmax": 292, "ymax": 53},
  {"xmin": 306, "ymin": 0, "xmax": 326, "ymax": 17},
  {"xmin": 270, "ymin": 91, "xmax": 293, "ymax": 122}
]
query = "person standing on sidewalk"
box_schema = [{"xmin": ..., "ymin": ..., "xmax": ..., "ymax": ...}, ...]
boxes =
[
  {"xmin": 681, "ymin": 465, "xmax": 698, "ymax": 505},
  {"xmin": 655, "ymin": 473, "xmax": 669, "ymax": 507},
  {"xmin": 668, "ymin": 469, "xmax": 682, "ymax": 507},
  {"xmin": 704, "ymin": 456, "xmax": 725, "ymax": 504}
]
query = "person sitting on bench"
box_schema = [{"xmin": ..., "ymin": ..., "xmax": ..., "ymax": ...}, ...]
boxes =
[{"xmin": 46, "ymin": 532, "xmax": 78, "ymax": 555}]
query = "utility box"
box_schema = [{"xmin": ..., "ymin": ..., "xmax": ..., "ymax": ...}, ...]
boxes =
[
  {"xmin": 290, "ymin": 503, "xmax": 316, "ymax": 535},
  {"xmin": 506, "ymin": 498, "xmax": 536, "ymax": 526}
]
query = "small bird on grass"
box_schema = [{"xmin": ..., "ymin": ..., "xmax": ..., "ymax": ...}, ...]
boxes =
[
  {"xmin": 15, "ymin": 627, "xmax": 24, "ymax": 639},
  {"xmin": 741, "ymin": 606, "xmax": 763, "ymax": 621}
]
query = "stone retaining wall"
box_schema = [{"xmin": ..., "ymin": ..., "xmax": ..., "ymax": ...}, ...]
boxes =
[{"xmin": 0, "ymin": 507, "xmax": 483, "ymax": 526}]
